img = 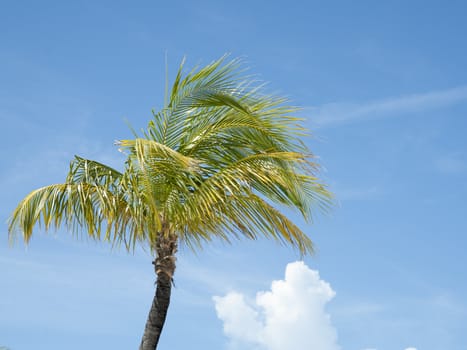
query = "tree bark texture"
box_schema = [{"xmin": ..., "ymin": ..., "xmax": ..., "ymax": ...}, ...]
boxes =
[{"xmin": 139, "ymin": 233, "xmax": 178, "ymax": 350}]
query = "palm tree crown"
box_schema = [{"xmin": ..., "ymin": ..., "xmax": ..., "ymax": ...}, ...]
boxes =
[
  {"xmin": 9, "ymin": 56, "xmax": 331, "ymax": 254},
  {"xmin": 8, "ymin": 56, "xmax": 332, "ymax": 349}
]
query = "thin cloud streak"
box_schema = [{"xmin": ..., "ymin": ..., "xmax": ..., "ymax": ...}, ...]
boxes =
[
  {"xmin": 311, "ymin": 85, "xmax": 467, "ymax": 127},
  {"xmin": 434, "ymin": 153, "xmax": 467, "ymax": 175}
]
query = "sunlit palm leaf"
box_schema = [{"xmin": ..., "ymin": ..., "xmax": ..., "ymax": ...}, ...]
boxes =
[{"xmin": 9, "ymin": 183, "xmax": 130, "ymax": 243}]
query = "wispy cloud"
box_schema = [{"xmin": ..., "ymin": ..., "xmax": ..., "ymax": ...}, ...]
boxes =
[
  {"xmin": 310, "ymin": 85, "xmax": 467, "ymax": 127},
  {"xmin": 434, "ymin": 152, "xmax": 467, "ymax": 175}
]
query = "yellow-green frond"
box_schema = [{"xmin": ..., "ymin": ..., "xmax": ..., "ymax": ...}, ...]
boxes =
[{"xmin": 8, "ymin": 183, "xmax": 132, "ymax": 244}]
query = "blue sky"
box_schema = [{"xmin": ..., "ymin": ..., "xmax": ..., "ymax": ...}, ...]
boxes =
[{"xmin": 1, "ymin": 1, "xmax": 466, "ymax": 349}]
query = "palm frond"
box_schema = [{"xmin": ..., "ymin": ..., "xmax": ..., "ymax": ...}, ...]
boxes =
[
  {"xmin": 8, "ymin": 182, "xmax": 138, "ymax": 245},
  {"xmin": 119, "ymin": 138, "xmax": 200, "ymax": 171},
  {"xmin": 67, "ymin": 156, "xmax": 123, "ymax": 187},
  {"xmin": 179, "ymin": 188, "xmax": 314, "ymax": 255},
  {"xmin": 190, "ymin": 151, "xmax": 322, "ymax": 212}
]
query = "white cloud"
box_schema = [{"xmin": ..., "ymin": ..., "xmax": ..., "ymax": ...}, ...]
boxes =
[
  {"xmin": 311, "ymin": 85, "xmax": 467, "ymax": 127},
  {"xmin": 405, "ymin": 348, "xmax": 417, "ymax": 350},
  {"xmin": 213, "ymin": 261, "xmax": 340, "ymax": 350},
  {"xmin": 213, "ymin": 292, "xmax": 263, "ymax": 346}
]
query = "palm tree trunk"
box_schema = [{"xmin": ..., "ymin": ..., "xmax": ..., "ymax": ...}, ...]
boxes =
[{"xmin": 139, "ymin": 234, "xmax": 178, "ymax": 350}]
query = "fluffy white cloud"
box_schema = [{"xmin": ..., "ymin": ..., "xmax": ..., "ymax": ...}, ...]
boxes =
[{"xmin": 213, "ymin": 261, "xmax": 340, "ymax": 350}]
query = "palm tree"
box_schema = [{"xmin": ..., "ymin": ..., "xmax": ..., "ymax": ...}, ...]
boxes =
[{"xmin": 8, "ymin": 56, "xmax": 332, "ymax": 349}]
